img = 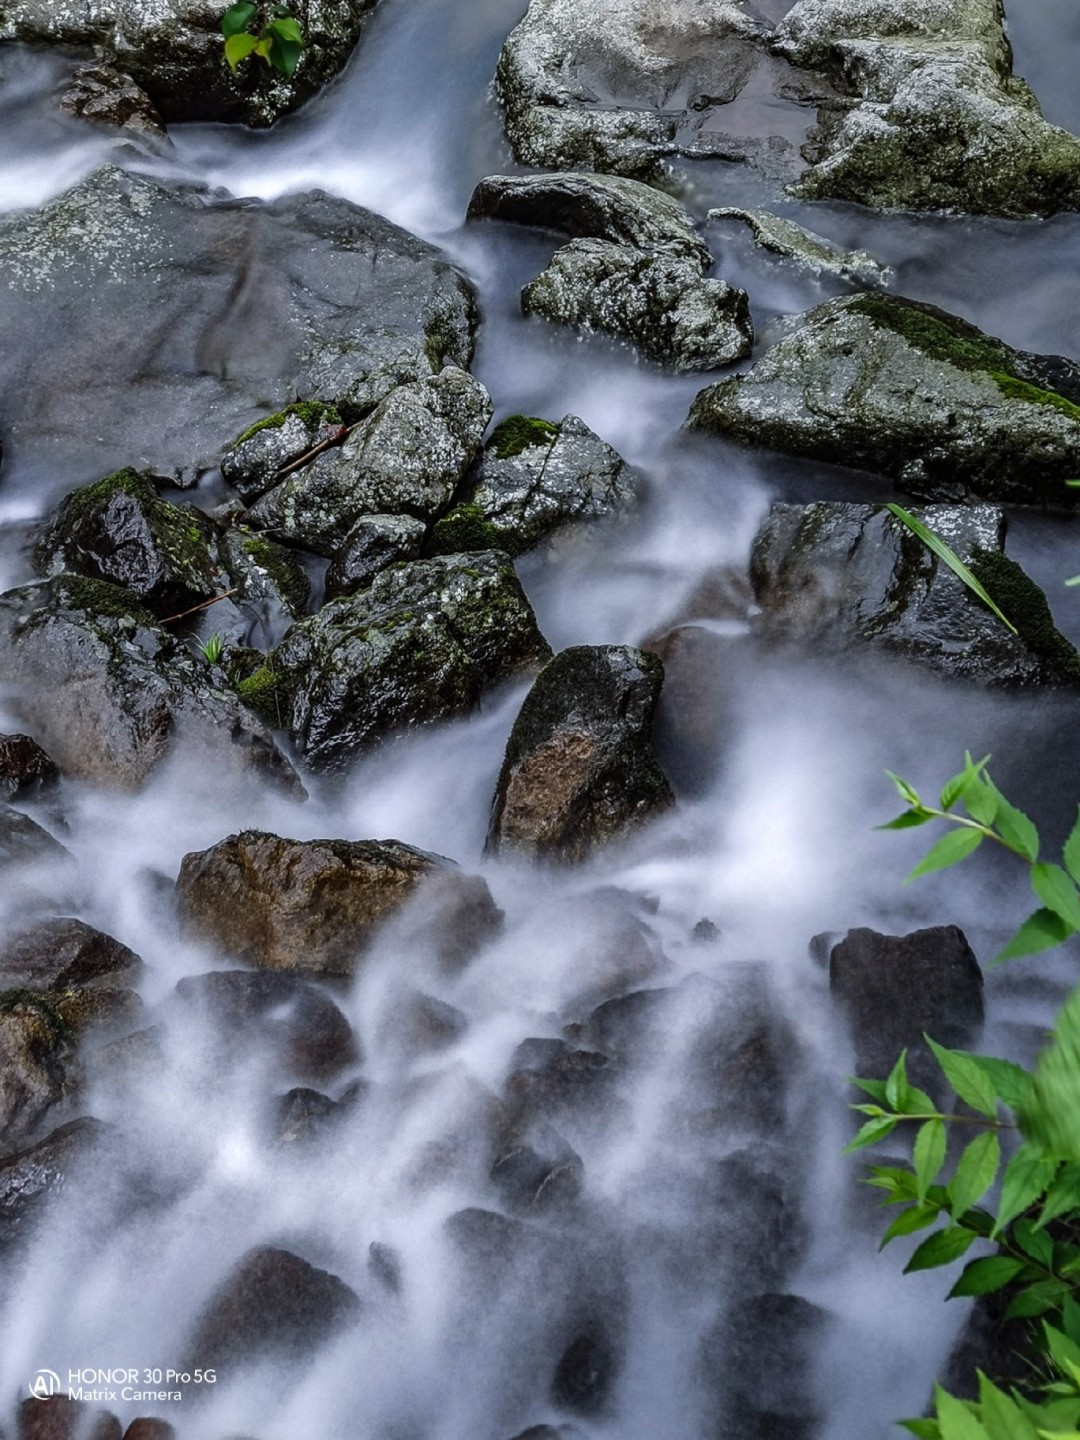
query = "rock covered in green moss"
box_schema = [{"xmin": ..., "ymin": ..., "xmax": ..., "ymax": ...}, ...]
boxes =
[
  {"xmin": 487, "ymin": 646, "xmax": 675, "ymax": 863},
  {"xmin": 430, "ymin": 415, "xmax": 639, "ymax": 558},
  {"xmin": 272, "ymin": 553, "xmax": 551, "ymax": 772},
  {"xmin": 0, "ymin": 575, "xmax": 304, "ymax": 796},
  {"xmin": 524, "ymin": 239, "xmax": 753, "ymax": 371},
  {"xmin": 750, "ymin": 501, "xmax": 1080, "ymax": 686},
  {"xmin": 688, "ymin": 295, "xmax": 1080, "ymax": 505},
  {"xmin": 176, "ymin": 831, "xmax": 502, "ymax": 976},
  {"xmin": 218, "ymin": 530, "xmax": 311, "ymax": 621},
  {"xmin": 221, "ymin": 403, "xmax": 344, "ymax": 504},
  {"xmin": 248, "ymin": 369, "xmax": 493, "ymax": 554},
  {"xmin": 325, "ymin": 515, "xmax": 427, "ymax": 600},
  {"xmin": 34, "ymin": 468, "xmax": 222, "ymax": 617}
]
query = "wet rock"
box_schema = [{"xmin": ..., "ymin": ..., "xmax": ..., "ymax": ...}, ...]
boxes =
[
  {"xmin": 491, "ymin": 1123, "xmax": 585, "ymax": 1214},
  {"xmin": 273, "ymin": 552, "xmax": 550, "ymax": 772},
  {"xmin": 176, "ymin": 831, "xmax": 501, "ymax": 977},
  {"xmin": 221, "ymin": 402, "xmax": 345, "ymax": 503},
  {"xmin": 488, "ymin": 646, "xmax": 674, "ymax": 863},
  {"xmin": 389, "ymin": 990, "xmax": 468, "ymax": 1058},
  {"xmin": 429, "ymin": 415, "xmax": 638, "ymax": 558},
  {"xmin": 52, "ymin": 988, "xmax": 144, "ymax": 1046},
  {"xmin": 0, "ymin": 734, "xmax": 60, "ymax": 801},
  {"xmin": 0, "ymin": 575, "xmax": 304, "ymax": 795},
  {"xmin": 1, "ymin": 0, "xmax": 382, "ymax": 128},
  {"xmin": 18, "ymin": 1397, "xmax": 120, "ymax": 1440},
  {"xmin": 774, "ymin": 0, "xmax": 1080, "ymax": 217},
  {"xmin": 0, "ymin": 920, "xmax": 142, "ymax": 994},
  {"xmin": 174, "ymin": 972, "xmax": 360, "ymax": 1081},
  {"xmin": 646, "ymin": 624, "xmax": 732, "ymax": 794},
  {"xmin": 0, "ymin": 168, "xmax": 477, "ymax": 482},
  {"xmin": 575, "ymin": 986, "xmax": 673, "ymax": 1060},
  {"xmin": 830, "ymin": 925, "xmax": 985, "ymax": 1079},
  {"xmin": 324, "ymin": 515, "xmax": 427, "ymax": 600},
  {"xmin": 0, "ymin": 1117, "xmax": 105, "ymax": 1245},
  {"xmin": 750, "ymin": 501, "xmax": 1080, "ymax": 687},
  {"xmin": 272, "ymin": 1086, "xmax": 358, "ymax": 1146},
  {"xmin": 0, "ymin": 990, "xmax": 76, "ymax": 1149},
  {"xmin": 700, "ymin": 1291, "xmax": 828, "ymax": 1440},
  {"xmin": 523, "ymin": 239, "xmax": 753, "ymax": 372},
  {"xmin": 443, "ymin": 1207, "xmax": 527, "ymax": 1282},
  {"xmin": 507, "ymin": 1428, "xmax": 582, "ymax": 1440},
  {"xmin": 58, "ymin": 63, "xmax": 165, "ymax": 136},
  {"xmin": 467, "ymin": 172, "xmax": 712, "ymax": 266},
  {"xmin": 551, "ymin": 1329, "xmax": 617, "ymax": 1415},
  {"xmin": 505, "ymin": 1040, "xmax": 611, "ymax": 1126},
  {"xmin": 121, "ymin": 1422, "xmax": 176, "ymax": 1440},
  {"xmin": 217, "ymin": 529, "xmax": 311, "ymax": 623},
  {"xmin": 35, "ymin": 469, "xmax": 222, "ymax": 618},
  {"xmin": 249, "ymin": 369, "xmax": 492, "ymax": 554},
  {"xmin": 0, "ymin": 805, "xmax": 67, "ymax": 870},
  {"xmin": 688, "ymin": 295, "xmax": 1080, "ymax": 505},
  {"xmin": 707, "ymin": 208, "xmax": 892, "ymax": 285},
  {"xmin": 186, "ymin": 1246, "xmax": 360, "ymax": 1369}
]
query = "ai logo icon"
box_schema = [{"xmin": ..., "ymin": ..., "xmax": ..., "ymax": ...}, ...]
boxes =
[{"xmin": 29, "ymin": 1370, "xmax": 62, "ymax": 1399}]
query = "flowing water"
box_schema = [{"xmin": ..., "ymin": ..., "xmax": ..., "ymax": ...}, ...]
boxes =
[{"xmin": 1, "ymin": 0, "xmax": 1080, "ymax": 1435}]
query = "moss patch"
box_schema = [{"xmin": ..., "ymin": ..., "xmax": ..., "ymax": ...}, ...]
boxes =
[
  {"xmin": 428, "ymin": 505, "xmax": 513, "ymax": 557},
  {"xmin": 59, "ymin": 467, "xmax": 156, "ymax": 525},
  {"xmin": 487, "ymin": 414, "xmax": 558, "ymax": 460},
  {"xmin": 849, "ymin": 296, "xmax": 1010, "ymax": 374},
  {"xmin": 51, "ymin": 573, "xmax": 159, "ymax": 626},
  {"xmin": 0, "ymin": 987, "xmax": 70, "ymax": 1038},
  {"xmin": 990, "ymin": 373, "xmax": 1080, "ymax": 424},
  {"xmin": 239, "ymin": 532, "xmax": 311, "ymax": 615},
  {"xmin": 233, "ymin": 400, "xmax": 342, "ymax": 448},
  {"xmin": 969, "ymin": 548, "xmax": 1080, "ymax": 683}
]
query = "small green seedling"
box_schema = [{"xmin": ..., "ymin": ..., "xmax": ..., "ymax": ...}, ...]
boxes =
[{"xmin": 199, "ymin": 633, "xmax": 225, "ymax": 665}]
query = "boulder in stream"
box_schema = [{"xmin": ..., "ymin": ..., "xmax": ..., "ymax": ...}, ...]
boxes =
[
  {"xmin": 0, "ymin": 734, "xmax": 59, "ymax": 802},
  {"xmin": 0, "ymin": 990, "xmax": 76, "ymax": 1151},
  {"xmin": 0, "ymin": 919, "xmax": 141, "ymax": 992},
  {"xmin": 0, "ymin": 1117, "xmax": 105, "ymax": 1247},
  {"xmin": 750, "ymin": 501, "xmax": 1080, "ymax": 687},
  {"xmin": 176, "ymin": 831, "xmax": 501, "ymax": 976},
  {"xmin": 487, "ymin": 646, "xmax": 674, "ymax": 863},
  {"xmin": 688, "ymin": 295, "xmax": 1080, "ymax": 505},
  {"xmin": 706, "ymin": 208, "xmax": 892, "ymax": 285},
  {"xmin": 0, "ymin": 806, "xmax": 67, "ymax": 871},
  {"xmin": 325, "ymin": 515, "xmax": 427, "ymax": 600},
  {"xmin": 18, "ymin": 1396, "xmax": 120, "ymax": 1440}
]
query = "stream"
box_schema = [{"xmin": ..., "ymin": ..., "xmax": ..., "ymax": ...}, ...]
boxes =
[{"xmin": 1, "ymin": 0, "xmax": 1079, "ymax": 1436}]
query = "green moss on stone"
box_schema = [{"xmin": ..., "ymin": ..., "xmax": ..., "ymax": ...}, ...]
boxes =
[
  {"xmin": 61, "ymin": 467, "xmax": 156, "ymax": 524},
  {"xmin": 849, "ymin": 296, "xmax": 1009, "ymax": 374},
  {"xmin": 52, "ymin": 573, "xmax": 159, "ymax": 626},
  {"xmin": 239, "ymin": 532, "xmax": 311, "ymax": 614},
  {"xmin": 969, "ymin": 548, "xmax": 1080, "ymax": 683},
  {"xmin": 990, "ymin": 373, "xmax": 1080, "ymax": 424},
  {"xmin": 233, "ymin": 400, "xmax": 342, "ymax": 449},
  {"xmin": 0, "ymin": 987, "xmax": 71, "ymax": 1038},
  {"xmin": 428, "ymin": 505, "xmax": 514, "ymax": 557},
  {"xmin": 487, "ymin": 414, "xmax": 558, "ymax": 460},
  {"xmin": 232, "ymin": 658, "xmax": 292, "ymax": 728}
]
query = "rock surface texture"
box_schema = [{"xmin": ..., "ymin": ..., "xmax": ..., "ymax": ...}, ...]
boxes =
[
  {"xmin": 688, "ymin": 295, "xmax": 1080, "ymax": 505},
  {"xmin": 487, "ymin": 646, "xmax": 675, "ymax": 862}
]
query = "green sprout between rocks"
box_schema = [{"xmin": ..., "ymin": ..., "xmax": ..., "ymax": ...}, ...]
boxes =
[
  {"xmin": 221, "ymin": 2, "xmax": 304, "ymax": 77},
  {"xmin": 198, "ymin": 632, "xmax": 225, "ymax": 665}
]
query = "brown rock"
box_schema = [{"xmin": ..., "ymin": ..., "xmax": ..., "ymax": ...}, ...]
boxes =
[
  {"xmin": 0, "ymin": 919, "xmax": 142, "ymax": 992},
  {"xmin": 0, "ymin": 734, "xmax": 59, "ymax": 801},
  {"xmin": 18, "ymin": 1397, "xmax": 119, "ymax": 1440},
  {"xmin": 0, "ymin": 993, "xmax": 76, "ymax": 1149}
]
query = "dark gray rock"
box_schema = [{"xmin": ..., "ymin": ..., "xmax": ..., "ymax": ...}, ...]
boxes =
[
  {"xmin": 504, "ymin": 1040, "xmax": 611, "ymax": 1126},
  {"xmin": 830, "ymin": 926, "xmax": 985, "ymax": 1079},
  {"xmin": 121, "ymin": 1421, "xmax": 176, "ymax": 1440},
  {"xmin": 490, "ymin": 1123, "xmax": 584, "ymax": 1214},
  {"xmin": 0, "ymin": 734, "xmax": 59, "ymax": 802},
  {"xmin": 0, "ymin": 919, "xmax": 141, "ymax": 992},
  {"xmin": 706, "ymin": 208, "xmax": 892, "ymax": 285},
  {"xmin": 0, "ymin": 991, "xmax": 76, "ymax": 1149},
  {"xmin": 551, "ymin": 1329, "xmax": 617, "ymax": 1415},
  {"xmin": 688, "ymin": 295, "xmax": 1080, "ymax": 505},
  {"xmin": 0, "ymin": 1117, "xmax": 105, "ymax": 1246},
  {"xmin": 248, "ymin": 369, "xmax": 492, "ymax": 554},
  {"xmin": 176, "ymin": 831, "xmax": 501, "ymax": 977},
  {"xmin": 0, "ymin": 575, "xmax": 304, "ymax": 795},
  {"xmin": 0, "ymin": 168, "xmax": 477, "ymax": 483},
  {"xmin": 58, "ymin": 63, "xmax": 165, "ymax": 136},
  {"xmin": 487, "ymin": 646, "xmax": 674, "ymax": 863},
  {"xmin": 429, "ymin": 415, "xmax": 638, "ymax": 558},
  {"xmin": 34, "ymin": 469, "xmax": 222, "ymax": 618},
  {"xmin": 700, "ymin": 1292, "xmax": 829, "ymax": 1440},
  {"xmin": 273, "ymin": 552, "xmax": 551, "ymax": 772},
  {"xmin": 185, "ymin": 1246, "xmax": 360, "ymax": 1370},
  {"xmin": 217, "ymin": 529, "xmax": 311, "ymax": 623},
  {"xmin": 18, "ymin": 1395, "xmax": 120, "ymax": 1440},
  {"xmin": 750, "ymin": 501, "xmax": 1080, "ymax": 687},
  {"xmin": 273, "ymin": 1085, "xmax": 361, "ymax": 1146},
  {"xmin": 220, "ymin": 402, "xmax": 346, "ymax": 504},
  {"xmin": 0, "ymin": 806, "xmax": 67, "ymax": 870},
  {"xmin": 174, "ymin": 972, "xmax": 360, "ymax": 1082},
  {"xmin": 0, "ymin": 0, "xmax": 382, "ymax": 128},
  {"xmin": 325, "ymin": 515, "xmax": 427, "ymax": 600},
  {"xmin": 523, "ymin": 238, "xmax": 753, "ymax": 372}
]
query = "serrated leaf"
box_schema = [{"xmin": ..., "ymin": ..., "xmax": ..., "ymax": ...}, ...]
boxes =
[
  {"xmin": 882, "ymin": 1204, "xmax": 941, "ymax": 1247},
  {"xmin": 995, "ymin": 909, "xmax": 1075, "ymax": 965},
  {"xmin": 905, "ymin": 1224, "xmax": 978, "ymax": 1273},
  {"xmin": 878, "ymin": 810, "xmax": 936, "ymax": 830},
  {"xmin": 850, "ymin": 1076, "xmax": 889, "ymax": 1103},
  {"xmin": 1037, "ymin": 1166, "xmax": 1080, "ymax": 1230},
  {"xmin": 1045, "ymin": 1326, "xmax": 1080, "ymax": 1378},
  {"xmin": 949, "ymin": 1256, "xmax": 1027, "ymax": 1298},
  {"xmin": 224, "ymin": 30, "xmax": 259, "ymax": 68},
  {"xmin": 942, "ymin": 756, "xmax": 992, "ymax": 812},
  {"xmin": 1024, "ymin": 989, "xmax": 1080, "ymax": 1160},
  {"xmin": 1063, "ymin": 809, "xmax": 1080, "ymax": 889},
  {"xmin": 1014, "ymin": 1219, "xmax": 1055, "ymax": 1268},
  {"xmin": 927, "ymin": 1037, "xmax": 998, "ymax": 1118},
  {"xmin": 978, "ymin": 1375, "xmax": 1040, "ymax": 1440},
  {"xmin": 966, "ymin": 1055, "xmax": 1035, "ymax": 1111},
  {"xmin": 842, "ymin": 1115, "xmax": 897, "ymax": 1154},
  {"xmin": 898, "ymin": 1084, "xmax": 939, "ymax": 1117},
  {"xmin": 935, "ymin": 1385, "xmax": 991, "ymax": 1440},
  {"xmin": 995, "ymin": 1148, "xmax": 1058, "ymax": 1236},
  {"xmin": 902, "ymin": 1422, "xmax": 942, "ymax": 1440},
  {"xmin": 1005, "ymin": 1280, "xmax": 1067, "ymax": 1319},
  {"xmin": 906, "ymin": 827, "xmax": 984, "ymax": 883},
  {"xmin": 965, "ymin": 776, "xmax": 999, "ymax": 827},
  {"xmin": 221, "ymin": 0, "xmax": 257, "ymax": 37},
  {"xmin": 983, "ymin": 780, "xmax": 1039, "ymax": 861},
  {"xmin": 915, "ymin": 1119, "xmax": 947, "ymax": 1200},
  {"xmin": 887, "ymin": 1049, "xmax": 910, "ymax": 1111},
  {"xmin": 950, "ymin": 1131, "xmax": 1001, "ymax": 1220},
  {"xmin": 1032, "ymin": 864, "xmax": 1080, "ymax": 932}
]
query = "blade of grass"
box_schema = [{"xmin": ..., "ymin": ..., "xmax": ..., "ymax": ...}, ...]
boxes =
[{"xmin": 885, "ymin": 503, "xmax": 1018, "ymax": 636}]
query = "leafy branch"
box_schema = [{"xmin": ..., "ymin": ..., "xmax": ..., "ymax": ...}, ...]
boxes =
[{"xmin": 222, "ymin": 2, "xmax": 304, "ymax": 78}]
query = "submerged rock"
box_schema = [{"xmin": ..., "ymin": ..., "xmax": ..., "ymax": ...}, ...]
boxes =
[
  {"xmin": 324, "ymin": 515, "xmax": 427, "ymax": 600},
  {"xmin": 273, "ymin": 552, "xmax": 550, "ymax": 772},
  {"xmin": 0, "ymin": 1117, "xmax": 105, "ymax": 1246},
  {"xmin": 0, "ymin": 806, "xmax": 67, "ymax": 870},
  {"xmin": 429, "ymin": 415, "xmax": 638, "ymax": 558},
  {"xmin": 707, "ymin": 208, "xmax": 892, "ymax": 285},
  {"xmin": 248, "ymin": 368, "xmax": 492, "ymax": 554},
  {"xmin": 0, "ymin": 168, "xmax": 477, "ymax": 481},
  {"xmin": 689, "ymin": 295, "xmax": 1080, "ymax": 505},
  {"xmin": 750, "ymin": 501, "xmax": 1080, "ymax": 686},
  {"xmin": 0, "ymin": 0, "xmax": 382, "ymax": 127},
  {"xmin": 0, "ymin": 919, "xmax": 141, "ymax": 993},
  {"xmin": 0, "ymin": 734, "xmax": 60, "ymax": 802},
  {"xmin": 700, "ymin": 1291, "xmax": 828, "ymax": 1440},
  {"xmin": 0, "ymin": 991, "xmax": 75, "ymax": 1150},
  {"xmin": 487, "ymin": 646, "xmax": 674, "ymax": 863},
  {"xmin": 176, "ymin": 831, "xmax": 501, "ymax": 976}
]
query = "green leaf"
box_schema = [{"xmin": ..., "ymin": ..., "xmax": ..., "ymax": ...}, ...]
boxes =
[
  {"xmin": 965, "ymin": 1055, "xmax": 1035, "ymax": 1111},
  {"xmin": 948, "ymin": 1256, "xmax": 1027, "ymax": 1298},
  {"xmin": 995, "ymin": 1147, "xmax": 1058, "ymax": 1236},
  {"xmin": 221, "ymin": 0, "xmax": 257, "ymax": 37},
  {"xmin": 1024, "ymin": 988, "xmax": 1080, "ymax": 1161},
  {"xmin": 842, "ymin": 1115, "xmax": 898, "ymax": 1154},
  {"xmin": 1063, "ymin": 809, "xmax": 1080, "ymax": 889},
  {"xmin": 995, "ymin": 909, "xmax": 1074, "ymax": 965},
  {"xmin": 866, "ymin": 1165, "xmax": 920, "ymax": 1201},
  {"xmin": 915, "ymin": 1119, "xmax": 948, "ymax": 1200},
  {"xmin": 984, "ymin": 780, "xmax": 1040, "ymax": 862},
  {"xmin": 950, "ymin": 1131, "xmax": 1001, "ymax": 1220},
  {"xmin": 886, "ymin": 504, "xmax": 1018, "ymax": 635},
  {"xmin": 904, "ymin": 1224, "xmax": 979, "ymax": 1273},
  {"xmin": 850, "ymin": 1076, "xmax": 889, "ymax": 1103},
  {"xmin": 898, "ymin": 1084, "xmax": 939, "ymax": 1117},
  {"xmin": 1045, "ymin": 1326, "xmax": 1080, "ymax": 1378},
  {"xmin": 1037, "ymin": 1167, "xmax": 1080, "ymax": 1230},
  {"xmin": 934, "ymin": 1385, "xmax": 991, "ymax": 1440},
  {"xmin": 927, "ymin": 1036, "xmax": 998, "ymax": 1118},
  {"xmin": 267, "ymin": 13, "xmax": 302, "ymax": 40},
  {"xmin": 942, "ymin": 756, "xmax": 992, "ymax": 812},
  {"xmin": 268, "ymin": 33, "xmax": 302, "ymax": 75},
  {"xmin": 1032, "ymin": 864, "xmax": 1080, "ymax": 931},
  {"xmin": 887, "ymin": 1050, "xmax": 911, "ymax": 1111},
  {"xmin": 964, "ymin": 776, "xmax": 999, "ymax": 828},
  {"xmin": 902, "ymin": 1423, "xmax": 942, "ymax": 1440},
  {"xmin": 1005, "ymin": 1280, "xmax": 1067, "ymax": 1319},
  {"xmin": 1013, "ymin": 1219, "xmax": 1054, "ymax": 1268},
  {"xmin": 878, "ymin": 810, "xmax": 936, "ymax": 830},
  {"xmin": 906, "ymin": 827, "xmax": 984, "ymax": 883},
  {"xmin": 224, "ymin": 30, "xmax": 259, "ymax": 68},
  {"xmin": 882, "ymin": 1204, "xmax": 941, "ymax": 1247},
  {"xmin": 978, "ymin": 1375, "xmax": 1040, "ymax": 1440},
  {"xmin": 887, "ymin": 771, "xmax": 922, "ymax": 807}
]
